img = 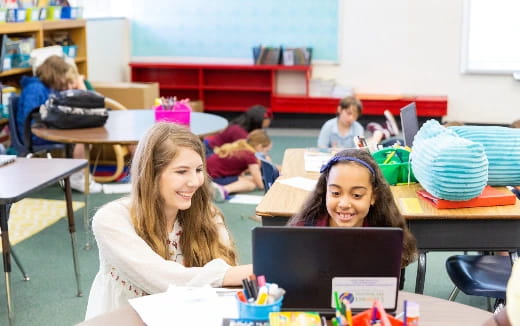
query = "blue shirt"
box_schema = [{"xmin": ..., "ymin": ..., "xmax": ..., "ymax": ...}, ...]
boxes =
[
  {"xmin": 17, "ymin": 76, "xmax": 56, "ymax": 146},
  {"xmin": 317, "ymin": 118, "xmax": 364, "ymax": 148}
]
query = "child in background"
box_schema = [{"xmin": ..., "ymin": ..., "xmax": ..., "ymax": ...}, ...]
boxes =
[
  {"xmin": 204, "ymin": 105, "xmax": 273, "ymax": 156},
  {"xmin": 317, "ymin": 96, "xmax": 364, "ymax": 149},
  {"xmin": 208, "ymin": 129, "xmax": 272, "ymax": 201},
  {"xmin": 16, "ymin": 55, "xmax": 101, "ymax": 193},
  {"xmin": 287, "ymin": 149, "xmax": 417, "ymax": 269},
  {"xmin": 85, "ymin": 123, "xmax": 252, "ymax": 319}
]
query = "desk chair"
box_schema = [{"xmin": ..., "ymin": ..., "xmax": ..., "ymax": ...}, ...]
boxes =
[
  {"xmin": 259, "ymin": 158, "xmax": 279, "ymax": 192},
  {"xmin": 446, "ymin": 254, "xmax": 513, "ymax": 311},
  {"xmin": 89, "ymin": 97, "xmax": 131, "ymax": 183},
  {"xmin": 8, "ymin": 95, "xmax": 65, "ymax": 157}
]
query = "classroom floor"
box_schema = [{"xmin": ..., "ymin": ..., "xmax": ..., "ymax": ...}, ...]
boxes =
[{"xmin": 0, "ymin": 129, "xmax": 493, "ymax": 325}]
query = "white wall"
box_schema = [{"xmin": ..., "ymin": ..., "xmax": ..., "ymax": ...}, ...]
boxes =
[
  {"xmin": 86, "ymin": 1, "xmax": 520, "ymax": 124},
  {"xmin": 86, "ymin": 18, "xmax": 130, "ymax": 82}
]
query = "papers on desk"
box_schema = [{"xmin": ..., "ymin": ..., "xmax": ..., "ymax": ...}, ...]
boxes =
[
  {"xmin": 304, "ymin": 150, "xmax": 333, "ymax": 172},
  {"xmin": 129, "ymin": 286, "xmax": 238, "ymax": 326},
  {"xmin": 0, "ymin": 155, "xmax": 16, "ymax": 166},
  {"xmin": 279, "ymin": 177, "xmax": 317, "ymax": 191}
]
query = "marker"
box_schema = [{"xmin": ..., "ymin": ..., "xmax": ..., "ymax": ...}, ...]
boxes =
[
  {"xmin": 257, "ymin": 275, "xmax": 266, "ymax": 287},
  {"xmin": 344, "ymin": 299, "xmax": 353, "ymax": 326},
  {"xmin": 383, "ymin": 150, "xmax": 396, "ymax": 164},
  {"xmin": 403, "ymin": 300, "xmax": 408, "ymax": 326},
  {"xmin": 236, "ymin": 291, "xmax": 247, "ymax": 303}
]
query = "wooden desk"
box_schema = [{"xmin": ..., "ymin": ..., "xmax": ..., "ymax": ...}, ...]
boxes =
[
  {"xmin": 256, "ymin": 148, "xmax": 520, "ymax": 293},
  {"xmin": 0, "ymin": 158, "xmax": 87, "ymax": 326},
  {"xmin": 77, "ymin": 291, "xmax": 492, "ymax": 326},
  {"xmin": 32, "ymin": 110, "xmax": 228, "ymax": 249}
]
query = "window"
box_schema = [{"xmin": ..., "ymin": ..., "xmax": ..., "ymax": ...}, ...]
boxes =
[{"xmin": 461, "ymin": 0, "xmax": 520, "ymax": 74}]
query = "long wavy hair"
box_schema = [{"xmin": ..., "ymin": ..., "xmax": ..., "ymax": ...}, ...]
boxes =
[
  {"xmin": 214, "ymin": 129, "xmax": 271, "ymax": 158},
  {"xmin": 130, "ymin": 123, "xmax": 237, "ymax": 267},
  {"xmin": 287, "ymin": 149, "xmax": 417, "ymax": 267}
]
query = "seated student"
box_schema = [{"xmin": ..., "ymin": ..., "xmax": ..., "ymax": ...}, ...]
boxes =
[
  {"xmin": 84, "ymin": 123, "xmax": 252, "ymax": 319},
  {"xmin": 204, "ymin": 105, "xmax": 273, "ymax": 156},
  {"xmin": 287, "ymin": 149, "xmax": 417, "ymax": 269},
  {"xmin": 482, "ymin": 261, "xmax": 520, "ymax": 326},
  {"xmin": 208, "ymin": 129, "xmax": 272, "ymax": 201},
  {"xmin": 317, "ymin": 96, "xmax": 364, "ymax": 149},
  {"xmin": 16, "ymin": 55, "xmax": 101, "ymax": 193}
]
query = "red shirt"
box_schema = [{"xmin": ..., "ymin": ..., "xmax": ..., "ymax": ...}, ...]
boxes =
[
  {"xmin": 207, "ymin": 150, "xmax": 259, "ymax": 178},
  {"xmin": 207, "ymin": 125, "xmax": 248, "ymax": 148}
]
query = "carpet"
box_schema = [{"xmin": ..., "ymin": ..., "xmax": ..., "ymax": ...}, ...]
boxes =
[{"xmin": 0, "ymin": 198, "xmax": 85, "ymax": 251}]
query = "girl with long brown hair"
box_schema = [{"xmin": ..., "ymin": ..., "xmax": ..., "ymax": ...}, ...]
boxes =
[{"xmin": 85, "ymin": 123, "xmax": 251, "ymax": 319}]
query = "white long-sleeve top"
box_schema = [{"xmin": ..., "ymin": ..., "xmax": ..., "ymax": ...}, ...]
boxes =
[{"xmin": 84, "ymin": 197, "xmax": 232, "ymax": 319}]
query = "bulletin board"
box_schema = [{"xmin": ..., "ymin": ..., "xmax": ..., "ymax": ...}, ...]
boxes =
[{"xmin": 131, "ymin": 0, "xmax": 339, "ymax": 62}]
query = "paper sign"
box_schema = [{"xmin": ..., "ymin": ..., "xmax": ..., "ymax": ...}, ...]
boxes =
[{"xmin": 331, "ymin": 277, "xmax": 398, "ymax": 309}]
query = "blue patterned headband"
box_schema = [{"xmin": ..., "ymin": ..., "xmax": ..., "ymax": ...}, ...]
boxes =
[{"xmin": 320, "ymin": 156, "xmax": 375, "ymax": 175}]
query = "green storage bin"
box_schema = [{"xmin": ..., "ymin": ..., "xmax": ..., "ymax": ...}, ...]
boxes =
[{"xmin": 372, "ymin": 148, "xmax": 417, "ymax": 185}]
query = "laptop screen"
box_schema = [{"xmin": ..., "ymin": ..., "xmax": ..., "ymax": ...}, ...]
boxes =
[
  {"xmin": 252, "ymin": 226, "xmax": 403, "ymax": 315},
  {"xmin": 400, "ymin": 102, "xmax": 419, "ymax": 147}
]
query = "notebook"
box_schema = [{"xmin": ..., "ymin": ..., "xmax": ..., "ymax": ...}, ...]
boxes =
[
  {"xmin": 0, "ymin": 155, "xmax": 16, "ymax": 166},
  {"xmin": 400, "ymin": 102, "xmax": 419, "ymax": 147},
  {"xmin": 252, "ymin": 226, "xmax": 403, "ymax": 316},
  {"xmin": 417, "ymin": 185, "xmax": 517, "ymax": 209}
]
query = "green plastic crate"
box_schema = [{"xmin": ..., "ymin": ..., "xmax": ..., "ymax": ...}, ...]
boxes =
[{"xmin": 372, "ymin": 148, "xmax": 417, "ymax": 185}]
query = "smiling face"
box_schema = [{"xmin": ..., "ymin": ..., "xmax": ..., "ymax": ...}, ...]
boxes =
[
  {"xmin": 158, "ymin": 147, "xmax": 205, "ymax": 218},
  {"xmin": 325, "ymin": 162, "xmax": 376, "ymax": 227}
]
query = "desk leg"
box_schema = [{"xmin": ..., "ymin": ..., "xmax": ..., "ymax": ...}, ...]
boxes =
[
  {"xmin": 83, "ymin": 145, "xmax": 92, "ymax": 250},
  {"xmin": 415, "ymin": 250, "xmax": 427, "ymax": 294},
  {"xmin": 64, "ymin": 177, "xmax": 82, "ymax": 297},
  {"xmin": 1, "ymin": 204, "xmax": 14, "ymax": 325}
]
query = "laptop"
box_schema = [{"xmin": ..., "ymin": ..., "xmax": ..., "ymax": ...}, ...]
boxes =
[
  {"xmin": 399, "ymin": 102, "xmax": 419, "ymax": 147},
  {"xmin": 252, "ymin": 226, "xmax": 403, "ymax": 316}
]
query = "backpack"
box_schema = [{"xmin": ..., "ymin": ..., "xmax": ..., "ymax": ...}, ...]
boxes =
[{"xmin": 39, "ymin": 89, "xmax": 109, "ymax": 129}]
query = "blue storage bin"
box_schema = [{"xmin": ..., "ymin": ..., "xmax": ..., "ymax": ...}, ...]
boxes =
[
  {"xmin": 61, "ymin": 7, "xmax": 81, "ymax": 19},
  {"xmin": 237, "ymin": 296, "xmax": 283, "ymax": 320},
  {"xmin": 63, "ymin": 45, "xmax": 78, "ymax": 58},
  {"xmin": 7, "ymin": 8, "xmax": 26, "ymax": 22}
]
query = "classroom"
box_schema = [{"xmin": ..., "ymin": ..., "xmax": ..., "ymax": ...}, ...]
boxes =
[{"xmin": 0, "ymin": 0, "xmax": 519, "ymax": 325}]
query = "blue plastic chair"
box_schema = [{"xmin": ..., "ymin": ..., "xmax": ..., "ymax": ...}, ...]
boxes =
[
  {"xmin": 7, "ymin": 95, "xmax": 65, "ymax": 157},
  {"xmin": 446, "ymin": 254, "xmax": 513, "ymax": 310},
  {"xmin": 259, "ymin": 158, "xmax": 279, "ymax": 192}
]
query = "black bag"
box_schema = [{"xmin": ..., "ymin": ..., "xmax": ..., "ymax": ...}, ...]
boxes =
[{"xmin": 39, "ymin": 89, "xmax": 109, "ymax": 129}]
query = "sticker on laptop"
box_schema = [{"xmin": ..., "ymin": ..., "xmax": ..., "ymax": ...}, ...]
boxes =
[{"xmin": 331, "ymin": 277, "xmax": 398, "ymax": 309}]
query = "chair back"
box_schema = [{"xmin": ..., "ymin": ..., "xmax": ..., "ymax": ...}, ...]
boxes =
[
  {"xmin": 7, "ymin": 95, "xmax": 28, "ymax": 156},
  {"xmin": 259, "ymin": 158, "xmax": 279, "ymax": 192}
]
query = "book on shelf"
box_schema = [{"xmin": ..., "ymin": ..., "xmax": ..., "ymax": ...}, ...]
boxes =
[
  {"xmin": 282, "ymin": 47, "xmax": 312, "ymax": 65},
  {"xmin": 254, "ymin": 46, "xmax": 281, "ymax": 65},
  {"xmin": 417, "ymin": 185, "xmax": 517, "ymax": 209}
]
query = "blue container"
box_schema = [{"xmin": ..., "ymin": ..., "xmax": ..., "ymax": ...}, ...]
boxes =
[{"xmin": 237, "ymin": 296, "xmax": 283, "ymax": 320}]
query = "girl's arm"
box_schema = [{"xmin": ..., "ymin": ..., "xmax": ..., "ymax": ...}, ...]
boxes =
[{"xmin": 248, "ymin": 163, "xmax": 264, "ymax": 189}]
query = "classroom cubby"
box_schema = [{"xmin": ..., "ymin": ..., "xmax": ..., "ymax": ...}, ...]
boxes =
[{"xmin": 129, "ymin": 62, "xmax": 448, "ymax": 117}]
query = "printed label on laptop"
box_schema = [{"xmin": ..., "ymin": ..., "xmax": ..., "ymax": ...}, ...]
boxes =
[{"xmin": 331, "ymin": 277, "xmax": 397, "ymax": 309}]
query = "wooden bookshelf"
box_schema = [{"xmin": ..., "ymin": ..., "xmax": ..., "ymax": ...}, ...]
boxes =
[{"xmin": 0, "ymin": 19, "xmax": 88, "ymax": 79}]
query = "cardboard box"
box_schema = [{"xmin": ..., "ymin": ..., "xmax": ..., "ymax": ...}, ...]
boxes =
[{"xmin": 91, "ymin": 82, "xmax": 159, "ymax": 109}]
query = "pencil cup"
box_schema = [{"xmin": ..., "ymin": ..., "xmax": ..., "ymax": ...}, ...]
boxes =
[
  {"xmin": 154, "ymin": 103, "xmax": 191, "ymax": 126},
  {"xmin": 236, "ymin": 296, "xmax": 283, "ymax": 320}
]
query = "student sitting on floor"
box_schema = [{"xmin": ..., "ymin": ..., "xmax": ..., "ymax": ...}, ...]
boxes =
[
  {"xmin": 317, "ymin": 96, "xmax": 364, "ymax": 149},
  {"xmin": 84, "ymin": 123, "xmax": 252, "ymax": 319},
  {"xmin": 287, "ymin": 148, "xmax": 417, "ymax": 269},
  {"xmin": 204, "ymin": 105, "xmax": 273, "ymax": 156},
  {"xmin": 208, "ymin": 129, "xmax": 272, "ymax": 201}
]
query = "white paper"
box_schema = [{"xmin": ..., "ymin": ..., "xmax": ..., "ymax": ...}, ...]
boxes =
[
  {"xmin": 278, "ymin": 177, "xmax": 317, "ymax": 191},
  {"xmin": 304, "ymin": 151, "xmax": 333, "ymax": 172},
  {"xmin": 129, "ymin": 286, "xmax": 239, "ymax": 326},
  {"xmin": 227, "ymin": 194, "xmax": 264, "ymax": 205},
  {"xmin": 102, "ymin": 183, "xmax": 131, "ymax": 194}
]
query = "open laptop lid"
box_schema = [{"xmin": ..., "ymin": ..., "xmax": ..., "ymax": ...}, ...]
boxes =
[
  {"xmin": 252, "ymin": 226, "xmax": 403, "ymax": 316},
  {"xmin": 400, "ymin": 102, "xmax": 419, "ymax": 147}
]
